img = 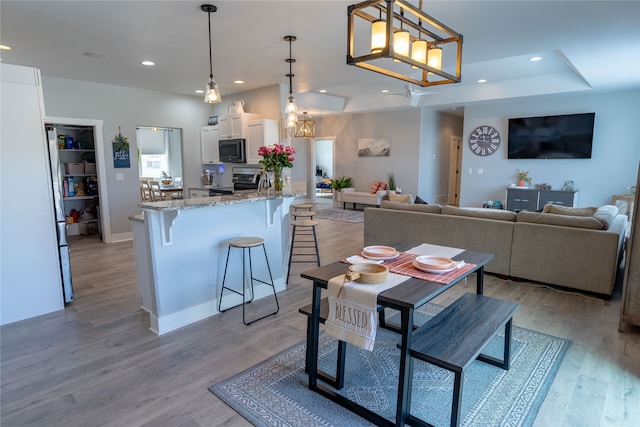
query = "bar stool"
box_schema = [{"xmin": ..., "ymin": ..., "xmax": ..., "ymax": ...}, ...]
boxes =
[
  {"xmin": 287, "ymin": 219, "xmax": 321, "ymax": 283},
  {"xmin": 293, "ymin": 203, "xmax": 314, "ymax": 211},
  {"xmin": 218, "ymin": 237, "xmax": 279, "ymax": 325},
  {"xmin": 293, "ymin": 210, "xmax": 315, "ymax": 220}
]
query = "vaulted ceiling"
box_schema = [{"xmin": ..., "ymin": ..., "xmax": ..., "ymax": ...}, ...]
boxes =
[{"xmin": 2, "ymin": 1, "xmax": 639, "ymax": 114}]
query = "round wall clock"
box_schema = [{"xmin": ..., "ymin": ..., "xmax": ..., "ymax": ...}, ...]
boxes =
[{"xmin": 469, "ymin": 125, "xmax": 501, "ymax": 156}]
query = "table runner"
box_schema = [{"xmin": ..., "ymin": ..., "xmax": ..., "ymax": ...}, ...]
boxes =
[{"xmin": 325, "ymin": 272, "xmax": 409, "ymax": 351}]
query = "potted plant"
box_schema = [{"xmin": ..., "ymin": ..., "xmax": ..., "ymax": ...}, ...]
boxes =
[
  {"xmin": 331, "ymin": 176, "xmax": 352, "ymax": 202},
  {"xmin": 515, "ymin": 169, "xmax": 532, "ymax": 187},
  {"xmin": 387, "ymin": 173, "xmax": 397, "ymax": 194}
]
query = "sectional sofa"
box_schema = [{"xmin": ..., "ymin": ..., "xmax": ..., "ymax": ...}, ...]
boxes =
[{"xmin": 364, "ymin": 201, "xmax": 627, "ymax": 296}]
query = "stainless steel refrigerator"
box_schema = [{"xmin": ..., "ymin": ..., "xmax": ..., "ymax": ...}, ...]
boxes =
[{"xmin": 46, "ymin": 128, "xmax": 74, "ymax": 303}]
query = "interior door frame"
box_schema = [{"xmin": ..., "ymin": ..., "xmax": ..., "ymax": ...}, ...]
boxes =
[
  {"xmin": 448, "ymin": 135, "xmax": 462, "ymax": 206},
  {"xmin": 308, "ymin": 136, "xmax": 336, "ymax": 205}
]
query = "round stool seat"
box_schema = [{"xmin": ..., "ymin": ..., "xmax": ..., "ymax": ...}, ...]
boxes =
[
  {"xmin": 291, "ymin": 219, "xmax": 319, "ymax": 227},
  {"xmin": 293, "ymin": 203, "xmax": 314, "ymax": 210},
  {"xmin": 229, "ymin": 237, "xmax": 264, "ymax": 248}
]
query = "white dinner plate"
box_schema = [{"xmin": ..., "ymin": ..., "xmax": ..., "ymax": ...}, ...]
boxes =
[
  {"xmin": 361, "ymin": 251, "xmax": 400, "ymax": 261},
  {"xmin": 412, "ymin": 260, "xmax": 456, "ymax": 274}
]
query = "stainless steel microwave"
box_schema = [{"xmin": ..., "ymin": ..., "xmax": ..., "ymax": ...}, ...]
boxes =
[{"xmin": 219, "ymin": 138, "xmax": 246, "ymax": 163}]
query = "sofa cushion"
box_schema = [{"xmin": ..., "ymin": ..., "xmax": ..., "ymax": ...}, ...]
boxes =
[
  {"xmin": 441, "ymin": 206, "xmax": 517, "ymax": 221},
  {"xmin": 517, "ymin": 211, "xmax": 604, "ymax": 229},
  {"xmin": 389, "ymin": 193, "xmax": 413, "ymax": 204},
  {"xmin": 593, "ymin": 205, "xmax": 619, "ymax": 229},
  {"xmin": 542, "ymin": 204, "xmax": 597, "ymax": 216},
  {"xmin": 380, "ymin": 200, "xmax": 442, "ymax": 213}
]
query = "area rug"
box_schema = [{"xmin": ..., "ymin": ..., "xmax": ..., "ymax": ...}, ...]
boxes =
[
  {"xmin": 209, "ymin": 304, "xmax": 570, "ymax": 427},
  {"xmin": 313, "ymin": 208, "xmax": 364, "ymax": 223}
]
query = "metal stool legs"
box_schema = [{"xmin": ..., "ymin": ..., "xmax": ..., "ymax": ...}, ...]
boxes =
[
  {"xmin": 218, "ymin": 239, "xmax": 279, "ymax": 325},
  {"xmin": 287, "ymin": 219, "xmax": 321, "ymax": 283}
]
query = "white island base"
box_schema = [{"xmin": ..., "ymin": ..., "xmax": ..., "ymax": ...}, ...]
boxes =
[{"xmin": 132, "ymin": 188, "xmax": 303, "ymax": 335}]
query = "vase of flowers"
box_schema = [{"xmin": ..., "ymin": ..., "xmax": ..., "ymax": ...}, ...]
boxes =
[
  {"xmin": 515, "ymin": 169, "xmax": 532, "ymax": 187},
  {"xmin": 258, "ymin": 144, "xmax": 295, "ymax": 194}
]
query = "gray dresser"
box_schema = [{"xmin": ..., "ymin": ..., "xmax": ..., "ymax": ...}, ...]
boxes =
[{"xmin": 505, "ymin": 188, "xmax": 578, "ymax": 212}]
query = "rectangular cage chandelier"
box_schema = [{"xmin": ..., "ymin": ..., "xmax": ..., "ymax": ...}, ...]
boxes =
[{"xmin": 347, "ymin": 0, "xmax": 463, "ymax": 87}]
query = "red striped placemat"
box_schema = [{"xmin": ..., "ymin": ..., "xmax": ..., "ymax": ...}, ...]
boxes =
[{"xmin": 383, "ymin": 252, "xmax": 477, "ymax": 285}]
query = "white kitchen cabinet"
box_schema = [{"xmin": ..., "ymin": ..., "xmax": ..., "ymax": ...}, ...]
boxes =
[
  {"xmin": 218, "ymin": 113, "xmax": 258, "ymax": 139},
  {"xmin": 201, "ymin": 125, "xmax": 220, "ymax": 164},
  {"xmin": 246, "ymin": 119, "xmax": 279, "ymax": 164}
]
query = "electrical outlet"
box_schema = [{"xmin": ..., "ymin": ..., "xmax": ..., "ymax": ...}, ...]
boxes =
[
  {"xmin": 116, "ymin": 173, "xmax": 124, "ymax": 181},
  {"xmin": 468, "ymin": 168, "xmax": 473, "ymax": 174},
  {"xmin": 478, "ymin": 168, "xmax": 484, "ymax": 174}
]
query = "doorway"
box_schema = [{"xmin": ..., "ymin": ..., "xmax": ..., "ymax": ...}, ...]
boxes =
[
  {"xmin": 136, "ymin": 127, "xmax": 183, "ymax": 184},
  {"xmin": 310, "ymin": 138, "xmax": 335, "ymax": 205},
  {"xmin": 448, "ymin": 135, "xmax": 462, "ymax": 206}
]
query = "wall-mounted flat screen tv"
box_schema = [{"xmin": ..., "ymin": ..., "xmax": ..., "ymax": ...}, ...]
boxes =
[{"xmin": 507, "ymin": 112, "xmax": 595, "ymax": 159}]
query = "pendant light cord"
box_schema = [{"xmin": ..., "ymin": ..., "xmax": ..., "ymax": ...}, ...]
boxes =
[{"xmin": 207, "ymin": 10, "xmax": 213, "ymax": 79}]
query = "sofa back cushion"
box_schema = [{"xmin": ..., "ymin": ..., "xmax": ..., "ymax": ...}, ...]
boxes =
[
  {"xmin": 380, "ymin": 200, "xmax": 441, "ymax": 213},
  {"xmin": 517, "ymin": 211, "xmax": 604, "ymax": 229},
  {"xmin": 441, "ymin": 206, "xmax": 517, "ymax": 221},
  {"xmin": 542, "ymin": 204, "xmax": 597, "ymax": 216}
]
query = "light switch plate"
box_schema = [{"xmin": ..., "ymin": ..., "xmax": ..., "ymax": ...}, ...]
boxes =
[{"xmin": 116, "ymin": 173, "xmax": 124, "ymax": 181}]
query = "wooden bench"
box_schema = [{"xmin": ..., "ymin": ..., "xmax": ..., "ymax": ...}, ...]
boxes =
[
  {"xmin": 298, "ymin": 297, "xmax": 388, "ymax": 389},
  {"xmin": 405, "ymin": 293, "xmax": 519, "ymax": 427}
]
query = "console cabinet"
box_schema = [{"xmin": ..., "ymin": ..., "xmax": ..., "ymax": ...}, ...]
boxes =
[{"xmin": 506, "ymin": 188, "xmax": 578, "ymax": 212}]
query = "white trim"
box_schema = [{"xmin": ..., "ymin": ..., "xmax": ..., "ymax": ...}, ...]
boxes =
[{"xmin": 44, "ymin": 116, "xmax": 112, "ymax": 242}]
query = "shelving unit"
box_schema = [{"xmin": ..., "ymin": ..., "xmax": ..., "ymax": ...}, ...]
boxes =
[{"xmin": 48, "ymin": 124, "xmax": 101, "ymax": 238}]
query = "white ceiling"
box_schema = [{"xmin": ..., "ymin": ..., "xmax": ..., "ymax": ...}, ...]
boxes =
[{"xmin": 1, "ymin": 1, "xmax": 639, "ymax": 115}]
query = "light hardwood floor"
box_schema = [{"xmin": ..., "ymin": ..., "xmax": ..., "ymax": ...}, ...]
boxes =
[{"xmin": 1, "ymin": 213, "xmax": 639, "ymax": 426}]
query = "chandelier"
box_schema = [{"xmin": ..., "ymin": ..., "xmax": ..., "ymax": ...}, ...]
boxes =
[
  {"xmin": 284, "ymin": 35, "xmax": 297, "ymax": 129},
  {"xmin": 295, "ymin": 112, "xmax": 316, "ymax": 138},
  {"xmin": 202, "ymin": 4, "xmax": 221, "ymax": 103},
  {"xmin": 347, "ymin": 0, "xmax": 463, "ymax": 87}
]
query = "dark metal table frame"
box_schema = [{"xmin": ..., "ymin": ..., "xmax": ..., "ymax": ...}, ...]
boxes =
[{"xmin": 300, "ymin": 247, "xmax": 494, "ymax": 427}]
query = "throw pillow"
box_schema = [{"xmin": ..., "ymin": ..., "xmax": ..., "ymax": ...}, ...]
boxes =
[
  {"xmin": 593, "ymin": 205, "xmax": 619, "ymax": 229},
  {"xmin": 378, "ymin": 182, "xmax": 388, "ymax": 191},
  {"xmin": 542, "ymin": 204, "xmax": 597, "ymax": 216},
  {"xmin": 369, "ymin": 181, "xmax": 381, "ymax": 194},
  {"xmin": 517, "ymin": 211, "xmax": 604, "ymax": 229},
  {"xmin": 389, "ymin": 193, "xmax": 413, "ymax": 204},
  {"xmin": 414, "ymin": 195, "xmax": 428, "ymax": 204}
]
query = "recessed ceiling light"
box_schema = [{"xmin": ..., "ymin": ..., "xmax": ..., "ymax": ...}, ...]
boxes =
[
  {"xmin": 319, "ymin": 89, "xmax": 327, "ymax": 93},
  {"xmin": 0, "ymin": 44, "xmax": 11, "ymax": 50},
  {"xmin": 195, "ymin": 89, "xmax": 204, "ymax": 94},
  {"xmin": 381, "ymin": 89, "xmax": 389, "ymax": 93},
  {"xmin": 141, "ymin": 60, "xmax": 155, "ymax": 66},
  {"xmin": 529, "ymin": 56, "xmax": 542, "ymax": 62},
  {"xmin": 234, "ymin": 80, "xmax": 245, "ymax": 84},
  {"xmin": 477, "ymin": 79, "xmax": 487, "ymax": 83},
  {"xmin": 83, "ymin": 51, "xmax": 105, "ymax": 59}
]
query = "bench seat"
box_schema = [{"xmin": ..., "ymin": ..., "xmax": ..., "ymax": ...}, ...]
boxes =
[{"xmin": 406, "ymin": 293, "xmax": 519, "ymax": 427}]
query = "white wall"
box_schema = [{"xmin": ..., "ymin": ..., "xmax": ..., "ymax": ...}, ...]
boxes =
[
  {"xmin": 319, "ymin": 109, "xmax": 422, "ymax": 195},
  {"xmin": 41, "ymin": 79, "xmax": 283, "ymax": 241},
  {"xmin": 1, "ymin": 64, "xmax": 64, "ymax": 324},
  {"xmin": 460, "ymin": 89, "xmax": 640, "ymax": 208}
]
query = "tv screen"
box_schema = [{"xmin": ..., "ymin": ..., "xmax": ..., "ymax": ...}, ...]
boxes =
[{"xmin": 507, "ymin": 113, "xmax": 595, "ymax": 159}]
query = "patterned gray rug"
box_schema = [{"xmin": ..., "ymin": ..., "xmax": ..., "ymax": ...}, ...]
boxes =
[
  {"xmin": 313, "ymin": 208, "xmax": 364, "ymax": 223},
  {"xmin": 210, "ymin": 303, "xmax": 570, "ymax": 426}
]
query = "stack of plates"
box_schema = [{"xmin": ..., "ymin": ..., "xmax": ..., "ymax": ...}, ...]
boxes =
[
  {"xmin": 361, "ymin": 245, "xmax": 399, "ymax": 260},
  {"xmin": 413, "ymin": 256, "xmax": 456, "ymax": 274}
]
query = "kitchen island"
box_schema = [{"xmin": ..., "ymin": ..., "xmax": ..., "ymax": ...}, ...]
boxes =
[{"xmin": 132, "ymin": 182, "xmax": 306, "ymax": 334}]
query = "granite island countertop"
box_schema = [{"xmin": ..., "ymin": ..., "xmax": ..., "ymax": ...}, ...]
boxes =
[{"xmin": 139, "ymin": 181, "xmax": 306, "ymax": 212}]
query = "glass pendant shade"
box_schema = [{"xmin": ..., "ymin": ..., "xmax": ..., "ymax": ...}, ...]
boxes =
[
  {"xmin": 411, "ymin": 39, "xmax": 427, "ymax": 68},
  {"xmin": 393, "ymin": 29, "xmax": 410, "ymax": 61},
  {"xmin": 427, "ymin": 46, "xmax": 443, "ymax": 71},
  {"xmin": 286, "ymin": 111, "xmax": 297, "ymax": 129},
  {"xmin": 204, "ymin": 78, "xmax": 221, "ymax": 104},
  {"xmin": 370, "ymin": 19, "xmax": 386, "ymax": 54}
]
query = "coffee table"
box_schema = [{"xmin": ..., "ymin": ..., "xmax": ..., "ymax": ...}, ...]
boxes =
[{"xmin": 301, "ymin": 244, "xmax": 494, "ymax": 426}]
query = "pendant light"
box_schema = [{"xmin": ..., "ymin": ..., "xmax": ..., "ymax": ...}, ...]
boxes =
[
  {"xmin": 295, "ymin": 112, "xmax": 316, "ymax": 138},
  {"xmin": 284, "ymin": 35, "xmax": 297, "ymax": 129},
  {"xmin": 202, "ymin": 4, "xmax": 221, "ymax": 104}
]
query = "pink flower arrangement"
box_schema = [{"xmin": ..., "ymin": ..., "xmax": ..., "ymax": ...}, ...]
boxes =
[{"xmin": 258, "ymin": 144, "xmax": 295, "ymax": 172}]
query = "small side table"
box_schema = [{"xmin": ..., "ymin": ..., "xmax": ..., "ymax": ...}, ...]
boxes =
[{"xmin": 612, "ymin": 194, "xmax": 634, "ymax": 219}]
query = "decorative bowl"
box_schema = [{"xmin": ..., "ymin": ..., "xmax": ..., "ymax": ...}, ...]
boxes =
[
  {"xmin": 414, "ymin": 255, "xmax": 455, "ymax": 270},
  {"xmin": 362, "ymin": 245, "xmax": 396, "ymax": 258},
  {"xmin": 347, "ymin": 263, "xmax": 389, "ymax": 284},
  {"xmin": 161, "ymin": 178, "xmax": 172, "ymax": 185}
]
